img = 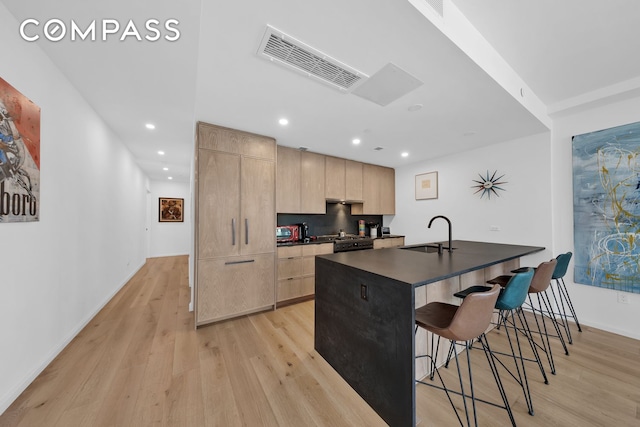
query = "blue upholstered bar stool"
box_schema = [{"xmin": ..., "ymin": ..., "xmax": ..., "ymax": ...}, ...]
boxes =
[
  {"xmin": 488, "ymin": 260, "xmax": 566, "ymax": 375},
  {"xmin": 453, "ymin": 269, "xmax": 546, "ymax": 416},
  {"xmin": 550, "ymin": 252, "xmax": 581, "ymax": 344},
  {"xmin": 415, "ymin": 285, "xmax": 516, "ymax": 426}
]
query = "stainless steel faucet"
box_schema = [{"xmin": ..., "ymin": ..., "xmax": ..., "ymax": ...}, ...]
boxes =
[{"xmin": 428, "ymin": 215, "xmax": 452, "ymax": 253}]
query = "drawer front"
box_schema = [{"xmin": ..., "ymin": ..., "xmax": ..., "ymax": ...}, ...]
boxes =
[
  {"xmin": 277, "ymin": 276, "xmax": 315, "ymax": 302},
  {"xmin": 196, "ymin": 253, "xmax": 275, "ymax": 324},
  {"xmin": 302, "ymin": 256, "xmax": 315, "ymax": 276},
  {"xmin": 278, "ymin": 257, "xmax": 303, "ymax": 280},
  {"xmin": 278, "ymin": 245, "xmax": 303, "ymax": 258},
  {"xmin": 302, "ymin": 243, "xmax": 334, "ymax": 256}
]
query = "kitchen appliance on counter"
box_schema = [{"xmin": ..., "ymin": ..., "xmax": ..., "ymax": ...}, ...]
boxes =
[
  {"xmin": 276, "ymin": 225, "xmax": 299, "ymax": 242},
  {"xmin": 297, "ymin": 222, "xmax": 310, "ymax": 241},
  {"xmin": 367, "ymin": 222, "xmax": 380, "ymax": 238}
]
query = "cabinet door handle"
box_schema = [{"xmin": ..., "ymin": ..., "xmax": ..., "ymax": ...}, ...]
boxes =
[
  {"xmin": 232, "ymin": 218, "xmax": 236, "ymax": 245},
  {"xmin": 224, "ymin": 259, "xmax": 255, "ymax": 265},
  {"xmin": 245, "ymin": 218, "xmax": 249, "ymax": 245}
]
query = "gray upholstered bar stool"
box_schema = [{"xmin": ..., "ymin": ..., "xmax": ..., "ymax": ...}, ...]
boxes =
[{"xmin": 415, "ymin": 284, "xmax": 516, "ymax": 427}]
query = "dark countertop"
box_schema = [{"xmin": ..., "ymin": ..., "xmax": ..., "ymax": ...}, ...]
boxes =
[
  {"xmin": 277, "ymin": 234, "xmax": 404, "ymax": 248},
  {"xmin": 316, "ymin": 240, "xmax": 544, "ymax": 287}
]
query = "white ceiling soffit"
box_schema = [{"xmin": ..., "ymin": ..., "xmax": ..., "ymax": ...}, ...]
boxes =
[
  {"xmin": 257, "ymin": 25, "xmax": 368, "ymax": 92},
  {"xmin": 352, "ymin": 63, "xmax": 424, "ymax": 107},
  {"xmin": 408, "ymin": 0, "xmax": 552, "ymax": 129}
]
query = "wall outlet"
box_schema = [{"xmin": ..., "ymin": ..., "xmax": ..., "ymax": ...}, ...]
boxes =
[
  {"xmin": 490, "ymin": 225, "xmax": 501, "ymax": 231},
  {"xmin": 617, "ymin": 292, "xmax": 630, "ymax": 304}
]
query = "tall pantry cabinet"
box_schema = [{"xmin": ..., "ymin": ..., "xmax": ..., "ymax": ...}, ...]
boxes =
[{"xmin": 195, "ymin": 122, "xmax": 276, "ymax": 326}]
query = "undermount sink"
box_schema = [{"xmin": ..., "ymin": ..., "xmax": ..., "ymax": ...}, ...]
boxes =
[{"xmin": 400, "ymin": 244, "xmax": 456, "ymax": 253}]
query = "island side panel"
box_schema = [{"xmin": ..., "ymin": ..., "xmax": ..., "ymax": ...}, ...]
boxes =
[{"xmin": 315, "ymin": 257, "xmax": 415, "ymax": 427}]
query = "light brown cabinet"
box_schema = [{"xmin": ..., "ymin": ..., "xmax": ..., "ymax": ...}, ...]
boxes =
[
  {"xmin": 325, "ymin": 157, "xmax": 364, "ymax": 202},
  {"xmin": 325, "ymin": 156, "xmax": 346, "ymax": 201},
  {"xmin": 373, "ymin": 237, "xmax": 405, "ymax": 249},
  {"xmin": 301, "ymin": 151, "xmax": 326, "ymax": 213},
  {"xmin": 195, "ymin": 122, "xmax": 276, "ymax": 326},
  {"xmin": 345, "ymin": 160, "xmax": 363, "ymax": 201},
  {"xmin": 352, "ymin": 163, "xmax": 395, "ymax": 215},
  {"xmin": 277, "ymin": 243, "xmax": 333, "ymax": 305},
  {"xmin": 277, "ymin": 146, "xmax": 326, "ymax": 213},
  {"xmin": 276, "ymin": 146, "xmax": 301, "ymax": 214}
]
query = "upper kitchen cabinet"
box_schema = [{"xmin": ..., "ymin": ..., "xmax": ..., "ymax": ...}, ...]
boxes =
[
  {"xmin": 198, "ymin": 122, "xmax": 275, "ymax": 160},
  {"xmin": 345, "ymin": 160, "xmax": 364, "ymax": 201},
  {"xmin": 352, "ymin": 164, "xmax": 395, "ymax": 215},
  {"xmin": 325, "ymin": 156, "xmax": 346, "ymax": 201},
  {"xmin": 276, "ymin": 146, "xmax": 301, "ymax": 213},
  {"xmin": 277, "ymin": 146, "xmax": 326, "ymax": 214},
  {"xmin": 301, "ymin": 151, "xmax": 326, "ymax": 213},
  {"xmin": 325, "ymin": 157, "xmax": 364, "ymax": 202},
  {"xmin": 196, "ymin": 122, "xmax": 276, "ymax": 326}
]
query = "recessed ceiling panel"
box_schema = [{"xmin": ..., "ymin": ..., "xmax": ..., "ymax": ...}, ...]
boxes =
[{"xmin": 352, "ymin": 63, "xmax": 423, "ymax": 106}]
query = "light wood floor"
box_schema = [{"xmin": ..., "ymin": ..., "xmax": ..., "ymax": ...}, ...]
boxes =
[{"xmin": 1, "ymin": 256, "xmax": 639, "ymax": 426}]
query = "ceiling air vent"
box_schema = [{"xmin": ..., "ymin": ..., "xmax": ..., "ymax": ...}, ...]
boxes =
[{"xmin": 257, "ymin": 25, "xmax": 368, "ymax": 92}]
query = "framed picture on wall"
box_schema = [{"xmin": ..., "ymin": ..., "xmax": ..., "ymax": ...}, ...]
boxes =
[
  {"xmin": 415, "ymin": 171, "xmax": 438, "ymax": 200},
  {"xmin": 159, "ymin": 197, "xmax": 184, "ymax": 222}
]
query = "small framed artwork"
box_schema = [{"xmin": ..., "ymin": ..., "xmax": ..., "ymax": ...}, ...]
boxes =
[
  {"xmin": 415, "ymin": 171, "xmax": 438, "ymax": 200},
  {"xmin": 159, "ymin": 197, "xmax": 184, "ymax": 222}
]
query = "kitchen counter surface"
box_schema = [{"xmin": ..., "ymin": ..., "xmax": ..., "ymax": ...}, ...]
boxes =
[
  {"xmin": 317, "ymin": 240, "xmax": 543, "ymax": 287},
  {"xmin": 314, "ymin": 239, "xmax": 544, "ymax": 426},
  {"xmin": 277, "ymin": 234, "xmax": 405, "ymax": 248}
]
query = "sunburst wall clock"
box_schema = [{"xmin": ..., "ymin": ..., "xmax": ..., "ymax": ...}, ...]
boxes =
[{"xmin": 472, "ymin": 170, "xmax": 507, "ymax": 199}]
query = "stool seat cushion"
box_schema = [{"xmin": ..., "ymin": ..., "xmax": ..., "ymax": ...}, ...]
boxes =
[{"xmin": 415, "ymin": 285, "xmax": 501, "ymax": 342}]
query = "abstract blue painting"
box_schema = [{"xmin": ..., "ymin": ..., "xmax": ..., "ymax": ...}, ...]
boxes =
[{"xmin": 573, "ymin": 121, "xmax": 640, "ymax": 294}]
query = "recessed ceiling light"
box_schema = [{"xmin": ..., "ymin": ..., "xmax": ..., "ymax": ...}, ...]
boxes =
[
  {"xmin": 158, "ymin": 151, "xmax": 165, "ymax": 155},
  {"xmin": 145, "ymin": 123, "xmax": 156, "ymax": 130},
  {"xmin": 163, "ymin": 167, "xmax": 169, "ymax": 171},
  {"xmin": 401, "ymin": 152, "xmax": 409, "ymax": 157},
  {"xmin": 352, "ymin": 138, "xmax": 361, "ymax": 145},
  {"xmin": 408, "ymin": 104, "xmax": 423, "ymax": 112},
  {"xmin": 168, "ymin": 176, "xmax": 173, "ymax": 180},
  {"xmin": 279, "ymin": 118, "xmax": 289, "ymax": 125}
]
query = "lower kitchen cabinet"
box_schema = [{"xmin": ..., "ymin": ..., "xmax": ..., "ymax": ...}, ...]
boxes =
[
  {"xmin": 373, "ymin": 237, "xmax": 405, "ymax": 249},
  {"xmin": 277, "ymin": 243, "xmax": 333, "ymax": 305},
  {"xmin": 196, "ymin": 253, "xmax": 275, "ymax": 324}
]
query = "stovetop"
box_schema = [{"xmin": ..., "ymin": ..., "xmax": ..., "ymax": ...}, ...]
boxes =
[{"xmin": 317, "ymin": 234, "xmax": 372, "ymax": 242}]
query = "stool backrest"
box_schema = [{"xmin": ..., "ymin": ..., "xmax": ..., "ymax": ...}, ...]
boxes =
[
  {"xmin": 552, "ymin": 252, "xmax": 572, "ymax": 279},
  {"xmin": 446, "ymin": 284, "xmax": 501, "ymax": 341},
  {"xmin": 529, "ymin": 259, "xmax": 557, "ymax": 293},
  {"xmin": 495, "ymin": 269, "xmax": 534, "ymax": 310}
]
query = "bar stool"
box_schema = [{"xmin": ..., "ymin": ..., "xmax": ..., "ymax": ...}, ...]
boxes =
[
  {"xmin": 487, "ymin": 259, "xmax": 566, "ymax": 375},
  {"xmin": 415, "ymin": 284, "xmax": 516, "ymax": 426},
  {"xmin": 551, "ymin": 252, "xmax": 581, "ymax": 343},
  {"xmin": 452, "ymin": 269, "xmax": 545, "ymax": 416}
]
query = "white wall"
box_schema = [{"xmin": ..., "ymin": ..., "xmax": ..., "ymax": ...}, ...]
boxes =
[
  {"xmin": 391, "ymin": 132, "xmax": 554, "ymax": 268},
  {"xmin": 148, "ymin": 180, "xmax": 191, "ymax": 258},
  {"xmin": 551, "ymin": 97, "xmax": 640, "ymax": 339},
  {"xmin": 0, "ymin": 5, "xmax": 148, "ymax": 414},
  {"xmin": 393, "ymin": 105, "xmax": 640, "ymax": 340}
]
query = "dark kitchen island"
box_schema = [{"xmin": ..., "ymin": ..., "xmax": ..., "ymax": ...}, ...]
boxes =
[{"xmin": 314, "ymin": 240, "xmax": 545, "ymax": 427}]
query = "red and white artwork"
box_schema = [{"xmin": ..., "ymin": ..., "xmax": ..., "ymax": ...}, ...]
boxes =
[{"xmin": 0, "ymin": 77, "xmax": 40, "ymax": 222}]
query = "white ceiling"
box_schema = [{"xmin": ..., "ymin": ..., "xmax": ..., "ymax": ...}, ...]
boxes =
[{"xmin": 3, "ymin": 0, "xmax": 640, "ymax": 183}]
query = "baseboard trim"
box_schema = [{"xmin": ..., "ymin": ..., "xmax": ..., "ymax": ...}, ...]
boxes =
[{"xmin": 0, "ymin": 259, "xmax": 146, "ymax": 416}]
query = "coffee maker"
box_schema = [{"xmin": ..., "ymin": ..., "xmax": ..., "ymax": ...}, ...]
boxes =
[
  {"xmin": 297, "ymin": 222, "xmax": 310, "ymax": 241},
  {"xmin": 366, "ymin": 222, "xmax": 380, "ymax": 238}
]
